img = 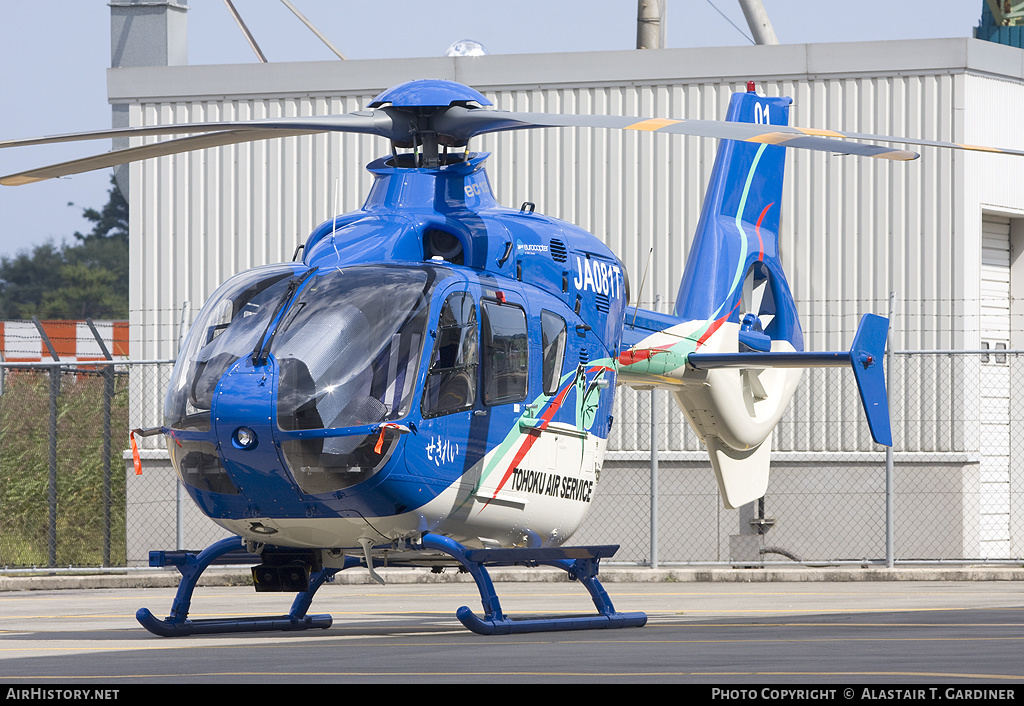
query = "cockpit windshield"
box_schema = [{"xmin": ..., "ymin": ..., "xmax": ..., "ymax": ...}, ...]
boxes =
[
  {"xmin": 272, "ymin": 265, "xmax": 442, "ymax": 495},
  {"xmin": 166, "ymin": 263, "xmax": 444, "ymax": 435},
  {"xmin": 165, "ymin": 263, "xmax": 297, "ymax": 430},
  {"xmin": 272, "ymin": 265, "xmax": 440, "ymax": 431}
]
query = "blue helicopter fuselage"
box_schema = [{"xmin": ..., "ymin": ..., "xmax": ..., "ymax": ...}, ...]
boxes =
[{"xmin": 164, "ymin": 151, "xmax": 630, "ymax": 550}]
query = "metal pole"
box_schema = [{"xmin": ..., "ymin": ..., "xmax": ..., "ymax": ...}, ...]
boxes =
[
  {"xmin": 223, "ymin": 0, "xmax": 267, "ymax": 62},
  {"xmin": 177, "ymin": 481, "xmax": 185, "ymax": 551},
  {"xmin": 650, "ymin": 388, "xmax": 659, "ymax": 569},
  {"xmin": 649, "ymin": 294, "xmax": 661, "ymax": 568},
  {"xmin": 102, "ymin": 365, "xmax": 113, "ymax": 566},
  {"xmin": 737, "ymin": 0, "xmax": 779, "ymax": 45},
  {"xmin": 86, "ymin": 319, "xmax": 115, "ymax": 567},
  {"xmin": 636, "ymin": 0, "xmax": 663, "ymax": 50},
  {"xmin": 177, "ymin": 301, "xmax": 190, "ymax": 551},
  {"xmin": 32, "ymin": 317, "xmax": 60, "ymax": 363},
  {"xmin": 47, "ymin": 366, "xmax": 59, "ymax": 567},
  {"xmin": 33, "ymin": 317, "xmax": 62, "ymax": 567},
  {"xmin": 279, "ymin": 0, "xmax": 347, "ymax": 59},
  {"xmin": 885, "ymin": 292, "xmax": 896, "ymax": 568}
]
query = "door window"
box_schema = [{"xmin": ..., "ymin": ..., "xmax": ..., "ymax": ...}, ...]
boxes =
[
  {"xmin": 481, "ymin": 300, "xmax": 529, "ymax": 405},
  {"xmin": 423, "ymin": 292, "xmax": 478, "ymax": 417},
  {"xmin": 540, "ymin": 309, "xmax": 567, "ymax": 396}
]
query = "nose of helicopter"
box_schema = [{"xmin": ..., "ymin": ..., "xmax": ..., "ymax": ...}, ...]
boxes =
[{"xmin": 210, "ymin": 358, "xmax": 299, "ymax": 511}]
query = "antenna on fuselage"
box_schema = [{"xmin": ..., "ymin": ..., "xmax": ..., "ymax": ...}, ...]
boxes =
[
  {"xmin": 630, "ymin": 247, "xmax": 654, "ymax": 328},
  {"xmin": 331, "ymin": 177, "xmax": 342, "ymax": 259}
]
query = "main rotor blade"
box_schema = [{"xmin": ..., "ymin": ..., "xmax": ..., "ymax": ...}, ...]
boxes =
[
  {"xmin": 1, "ymin": 129, "xmax": 320, "ymax": 185},
  {"xmin": 437, "ymin": 107, "xmax": 1024, "ymax": 161},
  {"xmin": 0, "ymin": 111, "xmax": 403, "ymax": 185},
  {"xmin": 7, "ymin": 99, "xmax": 1022, "ymax": 187},
  {"xmin": 0, "ymin": 112, "xmax": 393, "ymax": 150}
]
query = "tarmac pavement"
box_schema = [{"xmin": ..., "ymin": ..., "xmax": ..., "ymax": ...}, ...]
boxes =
[
  {"xmin": 3, "ymin": 563, "xmax": 1024, "ymax": 592},
  {"xmin": 1, "ymin": 566, "xmax": 1023, "ymax": 684}
]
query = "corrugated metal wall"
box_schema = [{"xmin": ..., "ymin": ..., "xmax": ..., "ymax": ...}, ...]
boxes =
[{"xmin": 121, "ymin": 41, "xmax": 1024, "ymax": 454}]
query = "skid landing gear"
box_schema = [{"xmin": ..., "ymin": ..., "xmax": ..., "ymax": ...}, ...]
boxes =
[
  {"xmin": 419, "ymin": 533, "xmax": 647, "ymax": 635},
  {"xmin": 136, "ymin": 536, "xmax": 357, "ymax": 637},
  {"xmin": 136, "ymin": 533, "xmax": 646, "ymax": 637}
]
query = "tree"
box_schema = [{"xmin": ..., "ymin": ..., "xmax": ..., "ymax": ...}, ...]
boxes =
[
  {"xmin": 72, "ymin": 176, "xmax": 128, "ymax": 246},
  {"xmin": 0, "ymin": 177, "xmax": 128, "ymax": 320}
]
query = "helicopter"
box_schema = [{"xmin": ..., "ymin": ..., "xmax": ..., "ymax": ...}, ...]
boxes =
[{"xmin": 3, "ymin": 77, "xmax": 1016, "ymax": 637}]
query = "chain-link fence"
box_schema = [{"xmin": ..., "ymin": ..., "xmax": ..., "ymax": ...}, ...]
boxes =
[
  {"xmin": 1, "ymin": 353, "xmax": 1021, "ymax": 568},
  {"xmin": 0, "ymin": 361, "xmax": 127, "ymax": 568},
  {"xmin": 0, "ymin": 360, "xmax": 173, "ymax": 569},
  {"xmin": 572, "ymin": 350, "xmax": 1024, "ymax": 565}
]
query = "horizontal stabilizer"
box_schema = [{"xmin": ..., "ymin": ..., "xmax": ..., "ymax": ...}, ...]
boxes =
[{"xmin": 687, "ymin": 313, "xmax": 892, "ymax": 446}]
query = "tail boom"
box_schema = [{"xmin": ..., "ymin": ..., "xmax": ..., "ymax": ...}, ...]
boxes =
[{"xmin": 616, "ymin": 312, "xmax": 891, "ymax": 509}]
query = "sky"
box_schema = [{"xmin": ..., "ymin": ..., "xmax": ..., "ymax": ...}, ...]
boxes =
[{"xmin": 0, "ymin": 0, "xmax": 987, "ymax": 259}]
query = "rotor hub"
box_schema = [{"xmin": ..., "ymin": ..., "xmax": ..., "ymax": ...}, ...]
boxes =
[{"xmin": 369, "ymin": 79, "xmax": 492, "ymax": 109}]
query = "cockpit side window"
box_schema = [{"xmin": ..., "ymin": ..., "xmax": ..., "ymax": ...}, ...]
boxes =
[
  {"xmin": 273, "ymin": 266, "xmax": 440, "ymax": 496},
  {"xmin": 481, "ymin": 300, "xmax": 529, "ymax": 405},
  {"xmin": 422, "ymin": 292, "xmax": 478, "ymax": 417}
]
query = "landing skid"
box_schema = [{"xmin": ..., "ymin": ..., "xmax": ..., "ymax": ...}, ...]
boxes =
[
  {"xmin": 418, "ymin": 533, "xmax": 647, "ymax": 635},
  {"xmin": 136, "ymin": 533, "xmax": 646, "ymax": 637},
  {"xmin": 136, "ymin": 536, "xmax": 355, "ymax": 637}
]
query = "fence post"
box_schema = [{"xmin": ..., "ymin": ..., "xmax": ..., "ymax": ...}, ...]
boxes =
[
  {"xmin": 34, "ymin": 317, "xmax": 61, "ymax": 568},
  {"xmin": 47, "ymin": 367, "xmax": 58, "ymax": 567},
  {"xmin": 177, "ymin": 480, "xmax": 185, "ymax": 551},
  {"xmin": 176, "ymin": 302, "xmax": 190, "ymax": 551},
  {"xmin": 650, "ymin": 388, "xmax": 659, "ymax": 569},
  {"xmin": 102, "ymin": 365, "xmax": 114, "ymax": 566},
  {"xmin": 86, "ymin": 320, "xmax": 115, "ymax": 567}
]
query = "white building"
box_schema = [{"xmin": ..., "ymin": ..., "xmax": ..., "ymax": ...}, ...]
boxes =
[{"xmin": 111, "ymin": 16, "xmax": 1024, "ymax": 562}]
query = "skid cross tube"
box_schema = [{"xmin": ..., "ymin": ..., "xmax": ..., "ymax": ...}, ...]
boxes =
[
  {"xmin": 136, "ymin": 535, "xmax": 357, "ymax": 637},
  {"xmin": 418, "ymin": 533, "xmax": 647, "ymax": 635}
]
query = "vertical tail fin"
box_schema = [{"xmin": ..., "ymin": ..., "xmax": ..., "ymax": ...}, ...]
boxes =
[
  {"xmin": 675, "ymin": 87, "xmax": 802, "ymax": 352},
  {"xmin": 671, "ymin": 87, "xmax": 805, "ymax": 509}
]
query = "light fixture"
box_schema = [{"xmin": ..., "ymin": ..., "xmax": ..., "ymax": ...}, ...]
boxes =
[
  {"xmin": 445, "ymin": 39, "xmax": 487, "ymax": 57},
  {"xmin": 233, "ymin": 426, "xmax": 258, "ymax": 449}
]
